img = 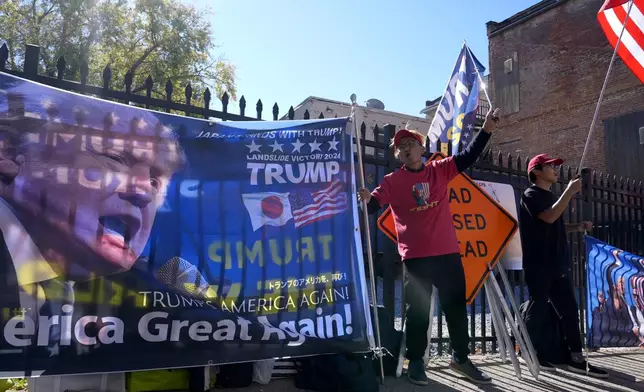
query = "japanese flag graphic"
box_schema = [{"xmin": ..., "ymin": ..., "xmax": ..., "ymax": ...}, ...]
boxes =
[{"xmin": 241, "ymin": 192, "xmax": 293, "ymax": 231}]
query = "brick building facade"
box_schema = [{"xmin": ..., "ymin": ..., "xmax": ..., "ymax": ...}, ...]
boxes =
[{"xmin": 487, "ymin": 0, "xmax": 644, "ymax": 180}]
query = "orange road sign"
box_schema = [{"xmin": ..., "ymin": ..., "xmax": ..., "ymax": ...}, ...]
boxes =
[{"xmin": 376, "ymin": 152, "xmax": 518, "ymax": 304}]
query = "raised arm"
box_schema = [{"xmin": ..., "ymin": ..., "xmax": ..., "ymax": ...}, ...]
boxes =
[
  {"xmin": 521, "ymin": 178, "xmax": 581, "ymax": 224},
  {"xmin": 537, "ymin": 177, "xmax": 581, "ymax": 224},
  {"xmin": 453, "ymin": 108, "xmax": 499, "ymax": 172}
]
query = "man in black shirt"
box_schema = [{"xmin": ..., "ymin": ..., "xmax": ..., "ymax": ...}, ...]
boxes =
[{"xmin": 519, "ymin": 154, "xmax": 608, "ymax": 378}]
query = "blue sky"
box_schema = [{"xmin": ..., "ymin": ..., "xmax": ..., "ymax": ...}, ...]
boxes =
[{"xmin": 193, "ymin": 0, "xmax": 541, "ymax": 117}]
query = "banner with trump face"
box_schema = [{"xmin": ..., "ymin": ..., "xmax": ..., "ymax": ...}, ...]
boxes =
[
  {"xmin": 586, "ymin": 236, "xmax": 644, "ymax": 348},
  {"xmin": 0, "ymin": 72, "xmax": 372, "ymax": 377}
]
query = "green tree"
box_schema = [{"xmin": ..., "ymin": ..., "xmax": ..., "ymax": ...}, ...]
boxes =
[
  {"xmin": 0, "ymin": 0, "xmax": 236, "ymax": 103},
  {"xmin": 3, "ymin": 377, "xmax": 28, "ymax": 391}
]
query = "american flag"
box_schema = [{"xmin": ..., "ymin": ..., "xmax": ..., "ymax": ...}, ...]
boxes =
[
  {"xmin": 598, "ymin": 0, "xmax": 644, "ymax": 84},
  {"xmin": 288, "ymin": 179, "xmax": 348, "ymax": 228}
]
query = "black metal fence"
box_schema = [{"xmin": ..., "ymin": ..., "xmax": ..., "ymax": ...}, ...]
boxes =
[{"xmin": 2, "ymin": 43, "xmax": 642, "ymax": 356}]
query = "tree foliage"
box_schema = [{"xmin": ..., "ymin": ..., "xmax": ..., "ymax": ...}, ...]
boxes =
[
  {"xmin": 4, "ymin": 377, "xmax": 28, "ymax": 391},
  {"xmin": 0, "ymin": 0, "xmax": 236, "ymax": 103}
]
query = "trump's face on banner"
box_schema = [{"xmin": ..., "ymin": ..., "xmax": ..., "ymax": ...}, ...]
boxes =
[{"xmin": 0, "ymin": 110, "xmax": 184, "ymax": 280}]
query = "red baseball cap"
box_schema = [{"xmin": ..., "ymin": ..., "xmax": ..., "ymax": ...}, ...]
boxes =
[
  {"xmin": 527, "ymin": 154, "xmax": 564, "ymax": 174},
  {"xmin": 393, "ymin": 129, "xmax": 424, "ymax": 147}
]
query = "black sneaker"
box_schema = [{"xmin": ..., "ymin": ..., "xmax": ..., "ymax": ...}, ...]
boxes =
[
  {"xmin": 449, "ymin": 359, "xmax": 492, "ymax": 384},
  {"xmin": 407, "ymin": 359, "xmax": 428, "ymax": 386},
  {"xmin": 567, "ymin": 359, "xmax": 609, "ymax": 379}
]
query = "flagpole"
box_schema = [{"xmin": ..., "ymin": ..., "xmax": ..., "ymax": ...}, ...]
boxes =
[
  {"xmin": 465, "ymin": 44, "xmax": 493, "ymax": 154},
  {"xmin": 465, "ymin": 43, "xmax": 493, "ymax": 106},
  {"xmin": 349, "ymin": 94, "xmax": 385, "ymax": 384},
  {"xmin": 583, "ymin": 229, "xmax": 590, "ymax": 376},
  {"xmin": 579, "ymin": 1, "xmax": 634, "ymax": 376},
  {"xmin": 579, "ymin": 0, "xmax": 634, "ymax": 171}
]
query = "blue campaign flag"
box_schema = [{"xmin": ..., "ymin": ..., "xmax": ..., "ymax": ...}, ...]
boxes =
[
  {"xmin": 585, "ymin": 236, "xmax": 644, "ymax": 348},
  {"xmin": 427, "ymin": 43, "xmax": 486, "ymax": 154},
  {"xmin": 0, "ymin": 71, "xmax": 373, "ymax": 376}
]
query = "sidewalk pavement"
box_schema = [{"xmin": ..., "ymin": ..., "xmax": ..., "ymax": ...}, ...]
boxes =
[{"xmin": 216, "ymin": 348, "xmax": 644, "ymax": 392}]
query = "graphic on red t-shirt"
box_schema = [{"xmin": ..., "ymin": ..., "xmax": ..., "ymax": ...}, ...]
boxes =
[
  {"xmin": 411, "ymin": 182, "xmax": 430, "ymax": 207},
  {"xmin": 371, "ymin": 157, "xmax": 460, "ymax": 260}
]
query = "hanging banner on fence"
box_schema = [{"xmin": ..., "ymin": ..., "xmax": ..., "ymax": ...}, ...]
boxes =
[
  {"xmin": 0, "ymin": 72, "xmax": 372, "ymax": 377},
  {"xmin": 585, "ymin": 236, "xmax": 644, "ymax": 348},
  {"xmin": 473, "ymin": 180, "xmax": 523, "ymax": 270},
  {"xmin": 376, "ymin": 153, "xmax": 518, "ymax": 304}
]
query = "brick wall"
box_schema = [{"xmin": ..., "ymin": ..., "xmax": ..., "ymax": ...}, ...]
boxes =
[{"xmin": 487, "ymin": 0, "xmax": 644, "ymax": 176}]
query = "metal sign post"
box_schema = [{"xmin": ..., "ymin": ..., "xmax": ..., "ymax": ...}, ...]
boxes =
[
  {"xmin": 486, "ymin": 263, "xmax": 540, "ymax": 379},
  {"xmin": 486, "ymin": 280, "xmax": 524, "ymax": 379},
  {"xmin": 485, "ymin": 283, "xmax": 508, "ymax": 363},
  {"xmin": 495, "ymin": 262, "xmax": 540, "ymax": 377}
]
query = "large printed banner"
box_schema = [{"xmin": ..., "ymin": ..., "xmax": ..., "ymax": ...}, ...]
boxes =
[
  {"xmin": 586, "ymin": 236, "xmax": 644, "ymax": 348},
  {"xmin": 0, "ymin": 72, "xmax": 373, "ymax": 377}
]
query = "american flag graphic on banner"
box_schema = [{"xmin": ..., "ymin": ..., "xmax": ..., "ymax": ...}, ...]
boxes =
[
  {"xmin": 598, "ymin": 0, "xmax": 644, "ymax": 84},
  {"xmin": 288, "ymin": 179, "xmax": 348, "ymax": 228}
]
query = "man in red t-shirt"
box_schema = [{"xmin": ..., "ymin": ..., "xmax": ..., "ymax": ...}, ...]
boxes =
[{"xmin": 358, "ymin": 108, "xmax": 499, "ymax": 386}]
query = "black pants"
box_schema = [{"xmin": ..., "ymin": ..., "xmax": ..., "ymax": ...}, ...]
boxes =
[
  {"xmin": 404, "ymin": 253, "xmax": 469, "ymax": 363},
  {"xmin": 525, "ymin": 271, "xmax": 583, "ymax": 354}
]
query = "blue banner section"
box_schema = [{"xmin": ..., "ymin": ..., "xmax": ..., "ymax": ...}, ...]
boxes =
[
  {"xmin": 426, "ymin": 44, "xmax": 485, "ymax": 154},
  {"xmin": 0, "ymin": 72, "xmax": 372, "ymax": 376},
  {"xmin": 585, "ymin": 236, "xmax": 644, "ymax": 348}
]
